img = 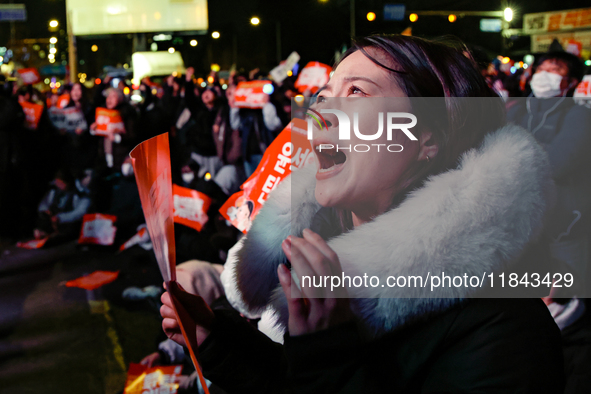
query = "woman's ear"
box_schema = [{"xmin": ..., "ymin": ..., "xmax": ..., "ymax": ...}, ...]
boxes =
[{"xmin": 417, "ymin": 131, "xmax": 439, "ymax": 162}]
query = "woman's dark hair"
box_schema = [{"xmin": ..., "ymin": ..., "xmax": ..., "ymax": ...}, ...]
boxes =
[
  {"xmin": 245, "ymin": 200, "xmax": 254, "ymax": 216},
  {"xmin": 66, "ymin": 82, "xmax": 88, "ymax": 108},
  {"xmin": 334, "ymin": 34, "xmax": 507, "ymax": 229}
]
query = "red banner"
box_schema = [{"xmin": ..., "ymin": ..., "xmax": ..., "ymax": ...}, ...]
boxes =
[
  {"xmin": 295, "ymin": 61, "xmax": 332, "ymax": 93},
  {"xmin": 119, "ymin": 226, "xmax": 150, "ymax": 251},
  {"xmin": 16, "ymin": 238, "xmax": 48, "ymax": 249},
  {"xmin": 78, "ymin": 213, "xmax": 117, "ymax": 245},
  {"xmin": 57, "ymin": 93, "xmax": 70, "ymax": 109},
  {"xmin": 220, "ymin": 119, "xmax": 314, "ymax": 233},
  {"xmin": 65, "ymin": 271, "xmax": 120, "ymax": 290},
  {"xmin": 20, "ymin": 101, "xmax": 44, "ymax": 130},
  {"xmin": 95, "ymin": 107, "xmax": 125, "ymax": 136},
  {"xmin": 173, "ymin": 184, "xmax": 212, "ymax": 232},
  {"xmin": 130, "ymin": 133, "xmax": 211, "ymax": 394},
  {"xmin": 123, "ymin": 363, "xmax": 183, "ymax": 394},
  {"xmin": 234, "ymin": 80, "xmax": 272, "ymax": 109},
  {"xmin": 17, "ymin": 68, "xmax": 41, "ymax": 85}
]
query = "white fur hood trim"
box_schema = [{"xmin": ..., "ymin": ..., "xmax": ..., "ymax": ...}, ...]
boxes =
[{"xmin": 227, "ymin": 124, "xmax": 554, "ymax": 336}]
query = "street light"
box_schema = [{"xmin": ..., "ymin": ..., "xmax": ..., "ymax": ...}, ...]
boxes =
[
  {"xmin": 91, "ymin": 45, "xmax": 98, "ymax": 52},
  {"xmin": 49, "ymin": 37, "xmax": 57, "ymax": 44},
  {"xmin": 448, "ymin": 14, "xmax": 457, "ymax": 23},
  {"xmin": 367, "ymin": 12, "xmax": 376, "ymax": 22},
  {"xmin": 49, "ymin": 20, "xmax": 58, "ymax": 28},
  {"xmin": 190, "ymin": 39, "xmax": 198, "ymax": 46},
  {"xmin": 409, "ymin": 13, "xmax": 418, "ymax": 22},
  {"xmin": 504, "ymin": 8, "xmax": 513, "ymax": 22},
  {"xmin": 168, "ymin": 47, "xmax": 175, "ymax": 53},
  {"xmin": 250, "ymin": 17, "xmax": 260, "ymax": 25},
  {"xmin": 212, "ymin": 31, "xmax": 220, "ymax": 39}
]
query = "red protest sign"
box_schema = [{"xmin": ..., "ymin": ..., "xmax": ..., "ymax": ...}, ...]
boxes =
[
  {"xmin": 95, "ymin": 107, "xmax": 125, "ymax": 136},
  {"xmin": 130, "ymin": 133, "xmax": 211, "ymax": 394},
  {"xmin": 78, "ymin": 213, "xmax": 117, "ymax": 245},
  {"xmin": 57, "ymin": 93, "xmax": 70, "ymax": 109},
  {"xmin": 119, "ymin": 226, "xmax": 150, "ymax": 251},
  {"xmin": 16, "ymin": 238, "xmax": 48, "ymax": 249},
  {"xmin": 20, "ymin": 101, "xmax": 44, "ymax": 130},
  {"xmin": 173, "ymin": 184, "xmax": 212, "ymax": 232},
  {"xmin": 234, "ymin": 80, "xmax": 272, "ymax": 109},
  {"xmin": 65, "ymin": 270, "xmax": 120, "ymax": 290},
  {"xmin": 130, "ymin": 133, "xmax": 176, "ymax": 282},
  {"xmin": 17, "ymin": 68, "xmax": 41, "ymax": 85},
  {"xmin": 295, "ymin": 61, "xmax": 332, "ymax": 93},
  {"xmin": 123, "ymin": 363, "xmax": 183, "ymax": 394},
  {"xmin": 220, "ymin": 119, "xmax": 315, "ymax": 233}
]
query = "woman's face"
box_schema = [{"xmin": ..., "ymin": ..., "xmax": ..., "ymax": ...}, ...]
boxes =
[
  {"xmin": 311, "ymin": 50, "xmax": 432, "ymax": 220},
  {"xmin": 236, "ymin": 203, "xmax": 251, "ymax": 223},
  {"xmin": 106, "ymin": 91, "xmax": 120, "ymax": 109},
  {"xmin": 71, "ymin": 84, "xmax": 83, "ymax": 102}
]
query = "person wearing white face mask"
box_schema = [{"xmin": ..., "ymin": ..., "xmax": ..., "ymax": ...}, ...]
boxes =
[
  {"xmin": 507, "ymin": 51, "xmax": 590, "ymax": 256},
  {"xmin": 507, "ymin": 51, "xmax": 591, "ymax": 391}
]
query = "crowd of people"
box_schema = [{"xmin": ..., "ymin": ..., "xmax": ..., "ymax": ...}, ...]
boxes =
[
  {"xmin": 0, "ymin": 65, "xmax": 299, "ymax": 260},
  {"xmin": 1, "ymin": 33, "xmax": 590, "ymax": 393}
]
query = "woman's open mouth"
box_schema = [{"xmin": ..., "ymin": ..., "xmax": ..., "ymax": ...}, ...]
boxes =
[{"xmin": 315, "ymin": 146, "xmax": 347, "ymax": 178}]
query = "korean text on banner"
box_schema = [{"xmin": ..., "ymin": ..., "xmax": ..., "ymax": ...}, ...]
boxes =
[
  {"xmin": 575, "ymin": 75, "xmax": 591, "ymax": 104},
  {"xmin": 17, "ymin": 68, "xmax": 41, "ymax": 85},
  {"xmin": 173, "ymin": 184, "xmax": 212, "ymax": 232},
  {"xmin": 295, "ymin": 61, "xmax": 332, "ymax": 94},
  {"xmin": 234, "ymin": 80, "xmax": 272, "ymax": 109},
  {"xmin": 220, "ymin": 119, "xmax": 315, "ymax": 233},
  {"xmin": 78, "ymin": 213, "xmax": 117, "ymax": 245},
  {"xmin": 95, "ymin": 107, "xmax": 125, "ymax": 136},
  {"xmin": 123, "ymin": 363, "xmax": 183, "ymax": 394},
  {"xmin": 20, "ymin": 101, "xmax": 43, "ymax": 130},
  {"xmin": 130, "ymin": 133, "xmax": 211, "ymax": 394},
  {"xmin": 48, "ymin": 107, "xmax": 88, "ymax": 133}
]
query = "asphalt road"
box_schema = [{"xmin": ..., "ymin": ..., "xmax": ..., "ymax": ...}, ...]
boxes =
[{"xmin": 0, "ymin": 242, "xmax": 165, "ymax": 394}]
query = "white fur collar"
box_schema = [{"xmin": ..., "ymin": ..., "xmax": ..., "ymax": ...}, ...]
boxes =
[{"xmin": 226, "ymin": 124, "xmax": 554, "ymax": 336}]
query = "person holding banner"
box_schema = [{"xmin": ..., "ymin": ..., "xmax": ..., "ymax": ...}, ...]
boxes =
[
  {"xmin": 161, "ymin": 34, "xmax": 563, "ymax": 393},
  {"xmin": 90, "ymin": 87, "xmax": 137, "ymax": 169}
]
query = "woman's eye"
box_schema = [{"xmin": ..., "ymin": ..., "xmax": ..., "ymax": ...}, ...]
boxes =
[
  {"xmin": 317, "ymin": 96, "xmax": 326, "ymax": 103},
  {"xmin": 349, "ymin": 86, "xmax": 365, "ymax": 96}
]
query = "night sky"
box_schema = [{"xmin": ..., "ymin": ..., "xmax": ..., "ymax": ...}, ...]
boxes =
[{"xmin": 1, "ymin": 0, "xmax": 589, "ymax": 77}]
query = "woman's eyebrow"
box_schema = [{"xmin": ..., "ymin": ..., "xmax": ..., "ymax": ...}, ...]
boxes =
[
  {"xmin": 316, "ymin": 85, "xmax": 329, "ymax": 95},
  {"xmin": 342, "ymin": 76, "xmax": 380, "ymax": 87}
]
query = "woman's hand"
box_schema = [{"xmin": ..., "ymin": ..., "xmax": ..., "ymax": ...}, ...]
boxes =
[
  {"xmin": 160, "ymin": 283, "xmax": 214, "ymax": 348},
  {"xmin": 140, "ymin": 352, "xmax": 161, "ymax": 368},
  {"xmin": 278, "ymin": 229, "xmax": 353, "ymax": 336}
]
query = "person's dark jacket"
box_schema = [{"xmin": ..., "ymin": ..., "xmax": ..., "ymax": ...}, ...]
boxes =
[
  {"xmin": 200, "ymin": 298, "xmax": 563, "ymax": 393},
  {"xmin": 198, "ymin": 124, "xmax": 564, "ymax": 393},
  {"xmin": 507, "ymin": 98, "xmax": 591, "ymax": 242},
  {"xmin": 184, "ymin": 79, "xmax": 218, "ymax": 157},
  {"xmin": 239, "ymin": 108, "xmax": 275, "ymax": 160},
  {"xmin": 212, "ymin": 104, "xmax": 242, "ymax": 165}
]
